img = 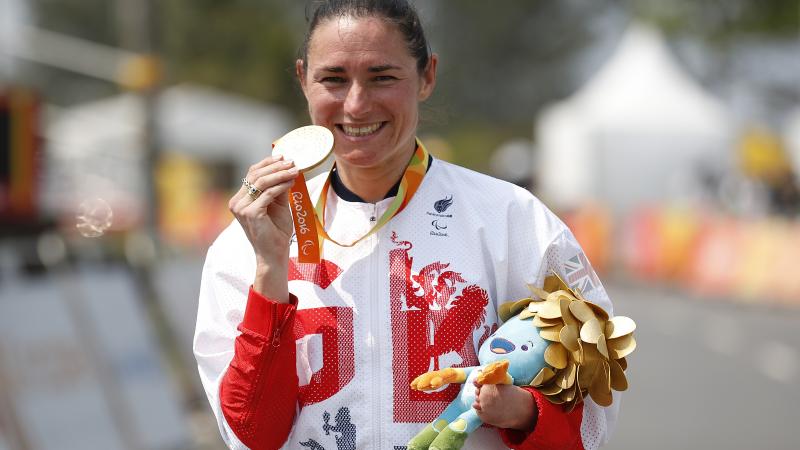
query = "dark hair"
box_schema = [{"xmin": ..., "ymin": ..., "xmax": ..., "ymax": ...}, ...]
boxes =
[{"xmin": 299, "ymin": 0, "xmax": 431, "ymax": 73}]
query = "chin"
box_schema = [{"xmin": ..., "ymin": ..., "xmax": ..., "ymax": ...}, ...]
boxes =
[
  {"xmin": 336, "ymin": 151, "xmax": 382, "ymax": 168},
  {"xmin": 334, "ymin": 140, "xmax": 384, "ymax": 162}
]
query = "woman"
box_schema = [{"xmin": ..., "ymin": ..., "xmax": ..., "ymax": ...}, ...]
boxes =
[{"xmin": 194, "ymin": 1, "xmax": 619, "ymax": 449}]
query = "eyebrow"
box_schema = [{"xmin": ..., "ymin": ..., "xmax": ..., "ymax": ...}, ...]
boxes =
[
  {"xmin": 317, "ymin": 64, "xmax": 401, "ymax": 73},
  {"xmin": 368, "ymin": 64, "xmax": 401, "ymax": 72}
]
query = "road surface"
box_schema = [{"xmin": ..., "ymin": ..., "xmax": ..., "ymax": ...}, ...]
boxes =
[{"xmin": 606, "ymin": 281, "xmax": 799, "ymax": 450}]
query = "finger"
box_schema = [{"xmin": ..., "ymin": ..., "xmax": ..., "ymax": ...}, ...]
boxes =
[
  {"xmin": 233, "ymin": 167, "xmax": 298, "ymax": 213},
  {"xmin": 240, "ymin": 177, "xmax": 295, "ymax": 213},
  {"xmin": 231, "ymin": 183, "xmax": 258, "ymax": 213},
  {"xmin": 231, "ymin": 156, "xmax": 289, "ymax": 209},
  {"xmin": 233, "ymin": 160, "xmax": 294, "ymax": 203},
  {"xmin": 472, "ymin": 384, "xmax": 482, "ymax": 411},
  {"xmin": 477, "ymin": 386, "xmax": 497, "ymax": 411},
  {"xmin": 229, "ymin": 178, "xmax": 253, "ymax": 210},
  {"xmin": 247, "ymin": 154, "xmax": 284, "ymax": 175},
  {"xmin": 473, "ymin": 385, "xmax": 482, "ymax": 409},
  {"xmin": 250, "ymin": 164, "xmax": 299, "ymax": 193},
  {"xmin": 248, "ymin": 159, "xmax": 296, "ymax": 186}
]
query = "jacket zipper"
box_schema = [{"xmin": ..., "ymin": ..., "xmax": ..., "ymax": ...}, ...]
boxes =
[
  {"xmin": 272, "ymin": 306, "xmax": 292, "ymax": 347},
  {"xmin": 244, "ymin": 305, "xmax": 293, "ymax": 427},
  {"xmin": 370, "ymin": 202, "xmax": 381, "ymax": 449}
]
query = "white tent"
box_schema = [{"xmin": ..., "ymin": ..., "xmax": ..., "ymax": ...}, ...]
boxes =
[
  {"xmin": 44, "ymin": 84, "xmax": 293, "ymax": 226},
  {"xmin": 536, "ymin": 23, "xmax": 732, "ymax": 212}
]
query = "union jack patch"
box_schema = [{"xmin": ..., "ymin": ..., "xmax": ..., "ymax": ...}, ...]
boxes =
[{"xmin": 564, "ymin": 252, "xmax": 599, "ymax": 294}]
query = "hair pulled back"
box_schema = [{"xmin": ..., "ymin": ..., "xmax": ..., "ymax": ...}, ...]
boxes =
[{"xmin": 299, "ymin": 0, "xmax": 431, "ymax": 73}]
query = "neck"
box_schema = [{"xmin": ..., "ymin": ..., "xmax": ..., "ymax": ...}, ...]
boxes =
[{"xmin": 334, "ymin": 145, "xmax": 415, "ymax": 203}]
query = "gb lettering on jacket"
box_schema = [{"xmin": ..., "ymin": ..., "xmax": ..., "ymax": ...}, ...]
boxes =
[
  {"xmin": 288, "ymin": 230, "xmax": 494, "ymax": 423},
  {"xmin": 389, "ymin": 231, "xmax": 494, "ymax": 422}
]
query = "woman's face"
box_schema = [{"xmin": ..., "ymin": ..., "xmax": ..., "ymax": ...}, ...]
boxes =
[{"xmin": 297, "ymin": 16, "xmax": 436, "ymax": 171}]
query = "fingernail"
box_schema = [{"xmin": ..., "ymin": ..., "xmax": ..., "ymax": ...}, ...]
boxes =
[{"xmin": 288, "ymin": 167, "xmax": 299, "ymax": 175}]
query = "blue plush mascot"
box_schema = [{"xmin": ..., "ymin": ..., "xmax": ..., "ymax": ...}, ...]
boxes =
[{"xmin": 406, "ymin": 274, "xmax": 636, "ymax": 450}]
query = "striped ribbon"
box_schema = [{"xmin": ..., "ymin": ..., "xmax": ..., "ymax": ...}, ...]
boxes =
[{"xmin": 311, "ymin": 139, "xmax": 430, "ymax": 257}]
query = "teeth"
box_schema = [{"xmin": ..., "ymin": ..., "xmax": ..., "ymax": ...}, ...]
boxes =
[{"xmin": 342, "ymin": 123, "xmax": 381, "ymax": 137}]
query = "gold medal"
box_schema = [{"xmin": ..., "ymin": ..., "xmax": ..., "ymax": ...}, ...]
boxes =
[{"xmin": 272, "ymin": 125, "xmax": 333, "ymax": 171}]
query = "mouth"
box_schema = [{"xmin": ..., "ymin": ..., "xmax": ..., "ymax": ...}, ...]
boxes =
[
  {"xmin": 337, "ymin": 122, "xmax": 385, "ymax": 138},
  {"xmin": 490, "ymin": 337, "xmax": 516, "ymax": 354}
]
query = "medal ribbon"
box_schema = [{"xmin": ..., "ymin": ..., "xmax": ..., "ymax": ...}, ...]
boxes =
[
  {"xmin": 302, "ymin": 140, "xmax": 429, "ymax": 262},
  {"xmin": 288, "ymin": 171, "xmax": 322, "ymax": 263}
]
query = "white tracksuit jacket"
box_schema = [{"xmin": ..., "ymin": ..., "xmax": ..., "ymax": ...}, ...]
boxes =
[{"xmin": 194, "ymin": 157, "xmax": 619, "ymax": 450}]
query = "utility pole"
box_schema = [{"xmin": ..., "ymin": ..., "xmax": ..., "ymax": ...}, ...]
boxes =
[
  {"xmin": 114, "ymin": 0, "xmax": 159, "ymax": 228},
  {"xmin": 114, "ymin": 0, "xmax": 199, "ymax": 408}
]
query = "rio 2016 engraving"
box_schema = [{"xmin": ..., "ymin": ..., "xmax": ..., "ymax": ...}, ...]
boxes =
[
  {"xmin": 292, "ymin": 192, "xmax": 311, "ymax": 234},
  {"xmin": 291, "ymin": 191, "xmax": 315, "ymax": 255}
]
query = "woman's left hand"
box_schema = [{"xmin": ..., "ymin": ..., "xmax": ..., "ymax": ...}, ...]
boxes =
[{"xmin": 472, "ymin": 382, "xmax": 537, "ymax": 431}]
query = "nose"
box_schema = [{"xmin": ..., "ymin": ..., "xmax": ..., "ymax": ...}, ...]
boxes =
[{"xmin": 343, "ymin": 81, "xmax": 371, "ymax": 118}]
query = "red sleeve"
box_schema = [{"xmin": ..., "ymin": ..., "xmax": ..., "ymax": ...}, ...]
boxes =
[
  {"xmin": 498, "ymin": 387, "xmax": 585, "ymax": 450},
  {"xmin": 220, "ymin": 287, "xmax": 300, "ymax": 450}
]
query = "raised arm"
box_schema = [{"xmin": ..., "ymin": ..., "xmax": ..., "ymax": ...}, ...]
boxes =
[{"xmin": 194, "ymin": 155, "xmax": 303, "ymax": 450}]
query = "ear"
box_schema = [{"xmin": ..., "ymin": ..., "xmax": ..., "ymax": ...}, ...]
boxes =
[
  {"xmin": 296, "ymin": 59, "xmax": 308, "ymax": 97},
  {"xmin": 418, "ymin": 53, "xmax": 438, "ymax": 101}
]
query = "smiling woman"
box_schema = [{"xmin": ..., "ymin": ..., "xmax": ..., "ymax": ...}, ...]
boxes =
[
  {"xmin": 194, "ymin": 1, "xmax": 622, "ymax": 450},
  {"xmin": 297, "ymin": 13, "xmax": 437, "ymax": 202}
]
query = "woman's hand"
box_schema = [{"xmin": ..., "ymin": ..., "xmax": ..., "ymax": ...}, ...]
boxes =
[
  {"xmin": 472, "ymin": 382, "xmax": 537, "ymax": 431},
  {"xmin": 229, "ymin": 155, "xmax": 299, "ymax": 301}
]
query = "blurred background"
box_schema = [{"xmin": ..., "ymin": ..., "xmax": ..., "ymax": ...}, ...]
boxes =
[{"xmin": 0, "ymin": 0, "xmax": 798, "ymax": 449}]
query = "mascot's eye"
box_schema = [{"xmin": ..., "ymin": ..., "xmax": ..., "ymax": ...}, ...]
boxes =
[{"xmin": 521, "ymin": 345, "xmax": 529, "ymax": 351}]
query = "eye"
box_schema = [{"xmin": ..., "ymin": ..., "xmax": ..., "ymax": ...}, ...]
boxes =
[
  {"xmin": 319, "ymin": 76, "xmax": 346, "ymax": 84},
  {"xmin": 521, "ymin": 345, "xmax": 529, "ymax": 351},
  {"xmin": 374, "ymin": 75, "xmax": 397, "ymax": 82}
]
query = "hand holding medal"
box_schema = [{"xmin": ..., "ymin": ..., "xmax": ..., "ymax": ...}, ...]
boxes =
[
  {"xmin": 273, "ymin": 126, "xmax": 430, "ymax": 264},
  {"xmin": 271, "ymin": 126, "xmax": 334, "ymax": 264}
]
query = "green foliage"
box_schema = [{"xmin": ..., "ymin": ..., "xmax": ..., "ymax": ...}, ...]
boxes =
[
  {"xmin": 427, "ymin": 0, "xmax": 611, "ymax": 124},
  {"xmin": 161, "ymin": 0, "xmax": 306, "ymax": 114},
  {"xmin": 628, "ymin": 0, "xmax": 799, "ymax": 39}
]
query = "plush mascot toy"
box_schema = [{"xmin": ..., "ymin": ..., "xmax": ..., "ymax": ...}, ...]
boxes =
[{"xmin": 406, "ymin": 274, "xmax": 636, "ymax": 450}]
